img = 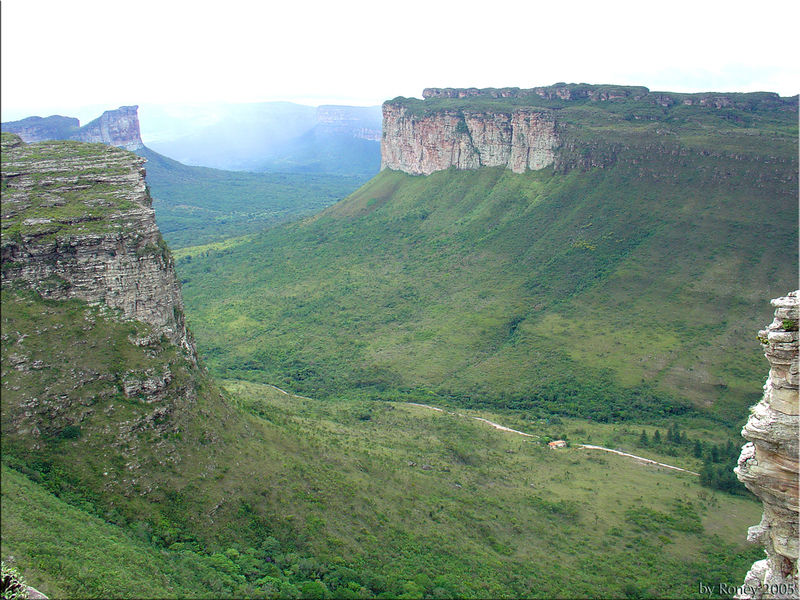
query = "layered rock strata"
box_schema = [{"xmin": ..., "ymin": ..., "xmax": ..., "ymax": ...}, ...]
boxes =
[
  {"xmin": 382, "ymin": 84, "xmax": 799, "ymax": 177},
  {"xmin": 0, "ymin": 133, "xmax": 193, "ymax": 355},
  {"xmin": 381, "ymin": 103, "xmax": 558, "ymax": 175},
  {"xmin": 735, "ymin": 291, "xmax": 799, "ymax": 599},
  {"xmin": 72, "ymin": 106, "xmax": 144, "ymax": 151}
]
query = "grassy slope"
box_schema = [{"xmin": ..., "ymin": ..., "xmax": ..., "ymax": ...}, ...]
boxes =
[
  {"xmin": 137, "ymin": 147, "xmax": 368, "ymax": 249},
  {"xmin": 2, "ymin": 375, "xmax": 762, "ymax": 599},
  {"xmin": 1, "ymin": 465, "xmax": 227, "ymax": 599},
  {"xmin": 177, "ymin": 151, "xmax": 797, "ymax": 424}
]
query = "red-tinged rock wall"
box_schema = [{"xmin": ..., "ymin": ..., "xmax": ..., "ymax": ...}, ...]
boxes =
[{"xmin": 380, "ymin": 103, "xmax": 557, "ymax": 175}]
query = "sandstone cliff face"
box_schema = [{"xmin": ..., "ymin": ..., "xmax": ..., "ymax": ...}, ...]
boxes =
[
  {"xmin": 735, "ymin": 291, "xmax": 799, "ymax": 599},
  {"xmin": 0, "ymin": 133, "xmax": 193, "ymax": 356},
  {"xmin": 2, "ymin": 106, "xmax": 144, "ymax": 151},
  {"xmin": 381, "ymin": 103, "xmax": 558, "ymax": 175},
  {"xmin": 382, "ymin": 84, "xmax": 798, "ymax": 177},
  {"xmin": 72, "ymin": 106, "xmax": 144, "ymax": 151}
]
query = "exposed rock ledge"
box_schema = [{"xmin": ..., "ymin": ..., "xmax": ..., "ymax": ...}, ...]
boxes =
[
  {"xmin": 381, "ymin": 103, "xmax": 557, "ymax": 175},
  {"xmin": 735, "ymin": 291, "xmax": 799, "ymax": 599},
  {"xmin": 1, "ymin": 134, "xmax": 194, "ymax": 356}
]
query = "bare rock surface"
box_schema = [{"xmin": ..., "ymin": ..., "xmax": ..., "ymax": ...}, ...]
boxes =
[
  {"xmin": 381, "ymin": 103, "xmax": 557, "ymax": 175},
  {"xmin": 1, "ymin": 134, "xmax": 193, "ymax": 354},
  {"xmin": 735, "ymin": 291, "xmax": 799, "ymax": 599}
]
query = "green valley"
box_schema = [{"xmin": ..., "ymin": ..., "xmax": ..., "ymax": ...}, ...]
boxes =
[
  {"xmin": 2, "ymin": 80, "xmax": 797, "ymax": 600},
  {"xmin": 177, "ymin": 146, "xmax": 796, "ymax": 424},
  {"xmin": 138, "ymin": 147, "xmax": 368, "ymax": 249}
]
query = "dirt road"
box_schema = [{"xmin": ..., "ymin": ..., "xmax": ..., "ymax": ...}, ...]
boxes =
[{"xmin": 404, "ymin": 402, "xmax": 699, "ymax": 475}]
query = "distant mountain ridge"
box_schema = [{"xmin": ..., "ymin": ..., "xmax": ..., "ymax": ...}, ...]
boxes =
[
  {"xmin": 2, "ymin": 106, "xmax": 144, "ymax": 151},
  {"xmin": 141, "ymin": 101, "xmax": 381, "ymax": 175},
  {"xmin": 3, "ymin": 102, "xmax": 381, "ymax": 176}
]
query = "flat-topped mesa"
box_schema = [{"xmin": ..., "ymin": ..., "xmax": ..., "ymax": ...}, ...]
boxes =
[
  {"xmin": 422, "ymin": 84, "xmax": 650, "ymax": 103},
  {"xmin": 735, "ymin": 291, "xmax": 799, "ymax": 599},
  {"xmin": 383, "ymin": 84, "xmax": 799, "ymax": 177},
  {"xmin": 0, "ymin": 133, "xmax": 193, "ymax": 357},
  {"xmin": 381, "ymin": 102, "xmax": 558, "ymax": 175},
  {"xmin": 2, "ymin": 106, "xmax": 144, "ymax": 151},
  {"xmin": 421, "ymin": 84, "xmax": 797, "ymax": 109}
]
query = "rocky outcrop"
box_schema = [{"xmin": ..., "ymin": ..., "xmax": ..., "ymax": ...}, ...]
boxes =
[
  {"xmin": 380, "ymin": 103, "xmax": 558, "ymax": 175},
  {"xmin": 735, "ymin": 291, "xmax": 799, "ymax": 599},
  {"xmin": 382, "ymin": 84, "xmax": 799, "ymax": 177},
  {"xmin": 421, "ymin": 84, "xmax": 798, "ymax": 111},
  {"xmin": 0, "ymin": 133, "xmax": 193, "ymax": 355},
  {"xmin": 71, "ymin": 106, "xmax": 144, "ymax": 151},
  {"xmin": 2, "ymin": 106, "xmax": 144, "ymax": 151}
]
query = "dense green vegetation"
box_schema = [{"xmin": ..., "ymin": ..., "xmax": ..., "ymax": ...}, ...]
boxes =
[
  {"xmin": 1, "ymin": 366, "xmax": 763, "ymax": 598},
  {"xmin": 138, "ymin": 147, "xmax": 368, "ymax": 249},
  {"xmin": 177, "ymin": 150, "xmax": 796, "ymax": 425},
  {"xmin": 3, "ymin": 89, "xmax": 796, "ymax": 598}
]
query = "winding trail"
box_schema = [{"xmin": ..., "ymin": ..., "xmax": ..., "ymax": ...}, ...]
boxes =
[
  {"xmin": 577, "ymin": 444, "xmax": 699, "ymax": 476},
  {"xmin": 404, "ymin": 402, "xmax": 699, "ymax": 476},
  {"xmin": 262, "ymin": 389, "xmax": 698, "ymax": 477}
]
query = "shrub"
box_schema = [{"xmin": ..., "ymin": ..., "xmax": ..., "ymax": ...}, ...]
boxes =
[{"xmin": 1, "ymin": 561, "xmax": 29, "ymax": 600}]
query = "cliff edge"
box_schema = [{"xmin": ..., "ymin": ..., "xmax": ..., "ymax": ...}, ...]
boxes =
[
  {"xmin": 381, "ymin": 84, "xmax": 798, "ymax": 176},
  {"xmin": 381, "ymin": 103, "xmax": 557, "ymax": 175},
  {"xmin": 0, "ymin": 132, "xmax": 192, "ymax": 354},
  {"xmin": 736, "ymin": 291, "xmax": 799, "ymax": 599}
]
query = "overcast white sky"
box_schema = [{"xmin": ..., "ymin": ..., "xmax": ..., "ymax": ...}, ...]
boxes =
[{"xmin": 2, "ymin": 0, "xmax": 798, "ymax": 123}]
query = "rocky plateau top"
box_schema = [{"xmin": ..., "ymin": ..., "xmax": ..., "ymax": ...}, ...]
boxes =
[
  {"xmin": 381, "ymin": 84, "xmax": 798, "ymax": 177},
  {"xmin": 1, "ymin": 133, "xmax": 192, "ymax": 353}
]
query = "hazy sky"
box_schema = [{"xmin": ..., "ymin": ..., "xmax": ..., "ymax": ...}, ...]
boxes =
[{"xmin": 2, "ymin": 0, "xmax": 798, "ymax": 123}]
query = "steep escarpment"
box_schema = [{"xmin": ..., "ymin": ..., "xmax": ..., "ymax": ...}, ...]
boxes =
[
  {"xmin": 736, "ymin": 292, "xmax": 799, "ymax": 599},
  {"xmin": 382, "ymin": 83, "xmax": 798, "ymax": 176},
  {"xmin": 0, "ymin": 131, "xmax": 250, "ymax": 553},
  {"xmin": 1, "ymin": 133, "xmax": 192, "ymax": 353},
  {"xmin": 381, "ymin": 103, "xmax": 557, "ymax": 174},
  {"xmin": 71, "ymin": 106, "xmax": 144, "ymax": 151},
  {"xmin": 3, "ymin": 106, "xmax": 144, "ymax": 151}
]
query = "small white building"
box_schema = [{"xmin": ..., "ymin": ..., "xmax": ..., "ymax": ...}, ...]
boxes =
[{"xmin": 548, "ymin": 440, "xmax": 567, "ymax": 449}]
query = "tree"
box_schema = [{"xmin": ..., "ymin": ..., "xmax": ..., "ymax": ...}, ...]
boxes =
[
  {"xmin": 639, "ymin": 429, "xmax": 649, "ymax": 447},
  {"xmin": 693, "ymin": 439, "xmax": 703, "ymax": 458}
]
